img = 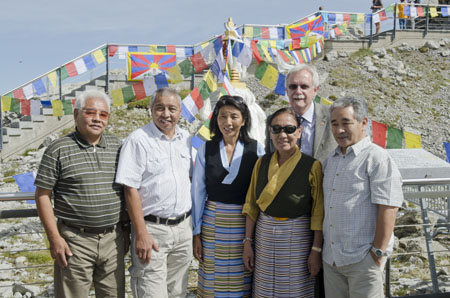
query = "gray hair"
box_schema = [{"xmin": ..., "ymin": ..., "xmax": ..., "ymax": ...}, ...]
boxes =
[
  {"xmin": 330, "ymin": 97, "xmax": 368, "ymax": 122},
  {"xmin": 151, "ymin": 87, "xmax": 181, "ymax": 109},
  {"xmin": 74, "ymin": 90, "xmax": 111, "ymax": 111},
  {"xmin": 286, "ymin": 64, "xmax": 320, "ymax": 88}
]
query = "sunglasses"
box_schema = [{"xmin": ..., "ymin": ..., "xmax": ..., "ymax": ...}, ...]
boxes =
[
  {"xmin": 288, "ymin": 84, "xmax": 310, "ymax": 90},
  {"xmin": 82, "ymin": 108, "xmax": 109, "ymax": 120},
  {"xmin": 269, "ymin": 125, "xmax": 298, "ymax": 134}
]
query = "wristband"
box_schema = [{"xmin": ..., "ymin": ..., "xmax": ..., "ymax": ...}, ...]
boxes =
[
  {"xmin": 243, "ymin": 237, "xmax": 253, "ymax": 244},
  {"xmin": 311, "ymin": 246, "xmax": 322, "ymax": 253}
]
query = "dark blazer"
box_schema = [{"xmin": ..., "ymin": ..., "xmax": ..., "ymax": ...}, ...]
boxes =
[{"xmin": 312, "ymin": 102, "xmax": 337, "ymax": 162}]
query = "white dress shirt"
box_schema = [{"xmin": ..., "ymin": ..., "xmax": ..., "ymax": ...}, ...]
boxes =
[
  {"xmin": 322, "ymin": 137, "xmax": 404, "ymax": 267},
  {"xmin": 116, "ymin": 121, "xmax": 192, "ymax": 218}
]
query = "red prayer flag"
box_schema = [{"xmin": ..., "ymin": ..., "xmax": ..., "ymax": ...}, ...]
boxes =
[
  {"xmin": 379, "ymin": 11, "xmax": 388, "ymax": 21},
  {"xmin": 372, "ymin": 120, "xmax": 387, "ymax": 148},
  {"xmin": 13, "ymin": 89, "xmax": 25, "ymax": 100},
  {"xmin": 132, "ymin": 81, "xmax": 147, "ymax": 100},
  {"xmin": 344, "ymin": 14, "xmax": 351, "ymax": 22},
  {"xmin": 191, "ymin": 86, "xmax": 204, "ymax": 109},
  {"xmin": 72, "ymin": 99, "xmax": 76, "ymax": 108},
  {"xmin": 417, "ymin": 7, "xmax": 424, "ymax": 17},
  {"xmin": 291, "ymin": 39, "xmax": 301, "ymax": 50},
  {"xmin": 109, "ymin": 45, "xmax": 118, "ymax": 57},
  {"xmin": 189, "ymin": 52, "xmax": 208, "ymax": 73},
  {"xmin": 261, "ymin": 27, "xmax": 270, "ymax": 39},
  {"xmin": 20, "ymin": 99, "xmax": 30, "ymax": 115},
  {"xmin": 251, "ymin": 40, "xmax": 263, "ymax": 63},
  {"xmin": 334, "ymin": 26, "xmax": 342, "ymax": 36},
  {"xmin": 65, "ymin": 62, "xmax": 78, "ymax": 77},
  {"xmin": 166, "ymin": 45, "xmax": 176, "ymax": 53}
]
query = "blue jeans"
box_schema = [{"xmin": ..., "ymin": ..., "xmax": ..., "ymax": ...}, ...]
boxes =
[{"xmin": 399, "ymin": 19, "xmax": 406, "ymax": 29}]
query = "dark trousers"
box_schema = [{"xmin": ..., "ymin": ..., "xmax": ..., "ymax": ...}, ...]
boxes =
[{"xmin": 315, "ymin": 269, "xmax": 326, "ymax": 298}]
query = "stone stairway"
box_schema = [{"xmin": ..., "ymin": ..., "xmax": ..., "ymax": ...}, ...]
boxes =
[{"xmin": 0, "ymin": 75, "xmax": 118, "ymax": 161}]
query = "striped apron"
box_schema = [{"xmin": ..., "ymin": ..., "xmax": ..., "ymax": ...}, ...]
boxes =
[
  {"xmin": 253, "ymin": 212, "xmax": 314, "ymax": 298},
  {"xmin": 197, "ymin": 200, "xmax": 252, "ymax": 298}
]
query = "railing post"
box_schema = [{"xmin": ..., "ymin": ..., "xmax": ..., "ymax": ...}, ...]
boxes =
[
  {"xmin": 58, "ymin": 68, "xmax": 62, "ymax": 101},
  {"xmin": 106, "ymin": 45, "xmax": 110, "ymax": 94},
  {"xmin": 369, "ymin": 13, "xmax": 373, "ymax": 47},
  {"xmin": 425, "ymin": 4, "xmax": 429, "ymax": 36},
  {"xmin": 419, "ymin": 195, "xmax": 440, "ymax": 293},
  {"xmin": 385, "ymin": 257, "xmax": 391, "ymax": 297},
  {"xmin": 393, "ymin": 4, "xmax": 397, "ymax": 41}
]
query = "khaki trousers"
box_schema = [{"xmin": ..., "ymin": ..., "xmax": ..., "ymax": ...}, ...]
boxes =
[
  {"xmin": 323, "ymin": 252, "xmax": 386, "ymax": 298},
  {"xmin": 54, "ymin": 222, "xmax": 125, "ymax": 298},
  {"xmin": 129, "ymin": 216, "xmax": 193, "ymax": 298}
]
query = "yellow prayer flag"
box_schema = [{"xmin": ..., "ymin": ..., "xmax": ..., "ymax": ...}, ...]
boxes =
[
  {"xmin": 47, "ymin": 71, "xmax": 57, "ymax": 88},
  {"xmin": 198, "ymin": 125, "xmax": 211, "ymax": 141},
  {"xmin": 260, "ymin": 44, "xmax": 273, "ymax": 62},
  {"xmin": 167, "ymin": 65, "xmax": 183, "ymax": 84},
  {"xmin": 430, "ymin": 7, "xmax": 438, "ymax": 18},
  {"xmin": 269, "ymin": 40, "xmax": 277, "ymax": 48},
  {"xmin": 201, "ymin": 42, "xmax": 209, "ymax": 49},
  {"xmin": 244, "ymin": 26, "xmax": 253, "ymax": 39},
  {"xmin": 1, "ymin": 96, "xmax": 12, "ymax": 112},
  {"xmin": 111, "ymin": 88, "xmax": 125, "ymax": 106},
  {"xmin": 149, "ymin": 45, "xmax": 157, "ymax": 53},
  {"xmin": 93, "ymin": 49, "xmax": 105, "ymax": 64},
  {"xmin": 320, "ymin": 97, "xmax": 332, "ymax": 105},
  {"xmin": 357, "ymin": 13, "xmax": 365, "ymax": 24},
  {"xmin": 260, "ymin": 64, "xmax": 278, "ymax": 90},
  {"xmin": 404, "ymin": 131, "xmax": 422, "ymax": 148},
  {"xmin": 204, "ymin": 70, "xmax": 217, "ymax": 92},
  {"xmin": 52, "ymin": 100, "xmax": 63, "ymax": 117}
]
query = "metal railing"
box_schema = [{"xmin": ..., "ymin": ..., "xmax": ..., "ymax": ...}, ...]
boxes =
[{"xmin": 386, "ymin": 178, "xmax": 450, "ymax": 297}]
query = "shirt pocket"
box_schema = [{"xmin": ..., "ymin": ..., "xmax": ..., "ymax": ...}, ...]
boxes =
[{"xmin": 146, "ymin": 156, "xmax": 167, "ymax": 176}]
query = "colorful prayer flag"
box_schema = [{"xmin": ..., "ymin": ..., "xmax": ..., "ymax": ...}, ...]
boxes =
[
  {"xmin": 32, "ymin": 79, "xmax": 46, "ymax": 96},
  {"xmin": 190, "ymin": 52, "xmax": 208, "ymax": 73},
  {"xmin": 260, "ymin": 64, "xmax": 278, "ymax": 90},
  {"xmin": 48, "ymin": 71, "xmax": 57, "ymax": 88},
  {"xmin": 52, "ymin": 100, "xmax": 63, "ymax": 117},
  {"xmin": 93, "ymin": 49, "xmax": 106, "ymax": 64},
  {"xmin": 444, "ymin": 142, "xmax": 450, "ymax": 163},
  {"xmin": 132, "ymin": 81, "xmax": 147, "ymax": 100},
  {"xmin": 1, "ymin": 96, "xmax": 12, "ymax": 112},
  {"xmin": 372, "ymin": 120, "xmax": 387, "ymax": 148},
  {"xmin": 386, "ymin": 127, "xmax": 403, "ymax": 149},
  {"xmin": 404, "ymin": 131, "xmax": 422, "ymax": 148},
  {"xmin": 112, "ymin": 88, "xmax": 125, "ymax": 106},
  {"xmin": 287, "ymin": 15, "xmax": 324, "ymax": 40},
  {"xmin": 20, "ymin": 99, "xmax": 30, "ymax": 115}
]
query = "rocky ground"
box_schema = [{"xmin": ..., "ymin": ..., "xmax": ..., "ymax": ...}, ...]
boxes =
[{"xmin": 0, "ymin": 38, "xmax": 449, "ymax": 297}]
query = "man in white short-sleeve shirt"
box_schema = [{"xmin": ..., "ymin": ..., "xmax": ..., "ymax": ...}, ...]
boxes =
[
  {"xmin": 322, "ymin": 97, "xmax": 404, "ymax": 298},
  {"xmin": 116, "ymin": 87, "xmax": 193, "ymax": 298}
]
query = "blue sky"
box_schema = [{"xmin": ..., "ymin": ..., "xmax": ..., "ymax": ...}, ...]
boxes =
[{"xmin": 0, "ymin": 0, "xmax": 381, "ymax": 95}]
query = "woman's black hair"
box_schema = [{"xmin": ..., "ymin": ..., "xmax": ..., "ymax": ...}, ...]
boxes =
[
  {"xmin": 264, "ymin": 107, "xmax": 300, "ymax": 153},
  {"xmin": 209, "ymin": 95, "xmax": 252, "ymax": 143}
]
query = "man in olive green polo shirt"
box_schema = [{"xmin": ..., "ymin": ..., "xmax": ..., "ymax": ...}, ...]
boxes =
[{"xmin": 35, "ymin": 90, "xmax": 128, "ymax": 298}]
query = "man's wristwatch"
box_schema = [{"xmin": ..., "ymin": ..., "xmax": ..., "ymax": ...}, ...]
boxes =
[{"xmin": 371, "ymin": 246, "xmax": 388, "ymax": 257}]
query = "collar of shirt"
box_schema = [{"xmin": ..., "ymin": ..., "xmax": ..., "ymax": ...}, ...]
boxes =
[
  {"xmin": 73, "ymin": 128, "xmax": 107, "ymax": 149},
  {"xmin": 220, "ymin": 139, "xmax": 244, "ymax": 184},
  {"xmin": 149, "ymin": 121, "xmax": 182, "ymax": 141},
  {"xmin": 332, "ymin": 136, "xmax": 371, "ymax": 157}
]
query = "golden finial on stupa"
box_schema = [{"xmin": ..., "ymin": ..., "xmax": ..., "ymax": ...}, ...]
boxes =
[{"xmin": 223, "ymin": 17, "xmax": 240, "ymax": 41}]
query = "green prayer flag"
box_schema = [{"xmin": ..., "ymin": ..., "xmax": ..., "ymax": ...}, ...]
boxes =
[
  {"xmin": 300, "ymin": 37, "xmax": 309, "ymax": 48},
  {"xmin": 157, "ymin": 46, "xmax": 166, "ymax": 53},
  {"xmin": 204, "ymin": 118, "xmax": 211, "ymax": 128},
  {"xmin": 12, "ymin": 98, "xmax": 21, "ymax": 113},
  {"xmin": 102, "ymin": 47, "xmax": 107, "ymax": 57},
  {"xmin": 255, "ymin": 62, "xmax": 268, "ymax": 80},
  {"xmin": 350, "ymin": 14, "xmax": 358, "ymax": 24},
  {"xmin": 179, "ymin": 59, "xmax": 195, "ymax": 78},
  {"xmin": 62, "ymin": 100, "xmax": 73, "ymax": 115},
  {"xmin": 339, "ymin": 24, "xmax": 347, "ymax": 34},
  {"xmin": 122, "ymin": 85, "xmax": 135, "ymax": 103},
  {"xmin": 198, "ymin": 80, "xmax": 211, "ymax": 100},
  {"xmin": 253, "ymin": 27, "xmax": 261, "ymax": 38},
  {"xmin": 386, "ymin": 127, "xmax": 403, "ymax": 149},
  {"xmin": 60, "ymin": 66, "xmax": 69, "ymax": 81}
]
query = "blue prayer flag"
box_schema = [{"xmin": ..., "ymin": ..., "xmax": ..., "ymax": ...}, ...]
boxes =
[
  {"xmin": 444, "ymin": 142, "xmax": 450, "ymax": 163},
  {"xmin": 83, "ymin": 55, "xmax": 96, "ymax": 70},
  {"xmin": 274, "ymin": 73, "xmax": 286, "ymax": 95},
  {"xmin": 32, "ymin": 79, "xmax": 46, "ymax": 96}
]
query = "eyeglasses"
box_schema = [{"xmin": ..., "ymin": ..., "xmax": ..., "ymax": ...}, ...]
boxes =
[
  {"xmin": 82, "ymin": 108, "xmax": 109, "ymax": 120},
  {"xmin": 219, "ymin": 95, "xmax": 244, "ymax": 104},
  {"xmin": 288, "ymin": 84, "xmax": 310, "ymax": 90},
  {"xmin": 269, "ymin": 125, "xmax": 298, "ymax": 134}
]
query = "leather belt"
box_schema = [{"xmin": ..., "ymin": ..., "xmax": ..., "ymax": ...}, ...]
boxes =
[
  {"xmin": 144, "ymin": 210, "xmax": 191, "ymax": 226},
  {"xmin": 61, "ymin": 220, "xmax": 116, "ymax": 234}
]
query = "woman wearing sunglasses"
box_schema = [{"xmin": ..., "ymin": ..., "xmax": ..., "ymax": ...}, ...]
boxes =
[
  {"xmin": 242, "ymin": 107, "xmax": 324, "ymax": 297},
  {"xmin": 191, "ymin": 95, "xmax": 265, "ymax": 297}
]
